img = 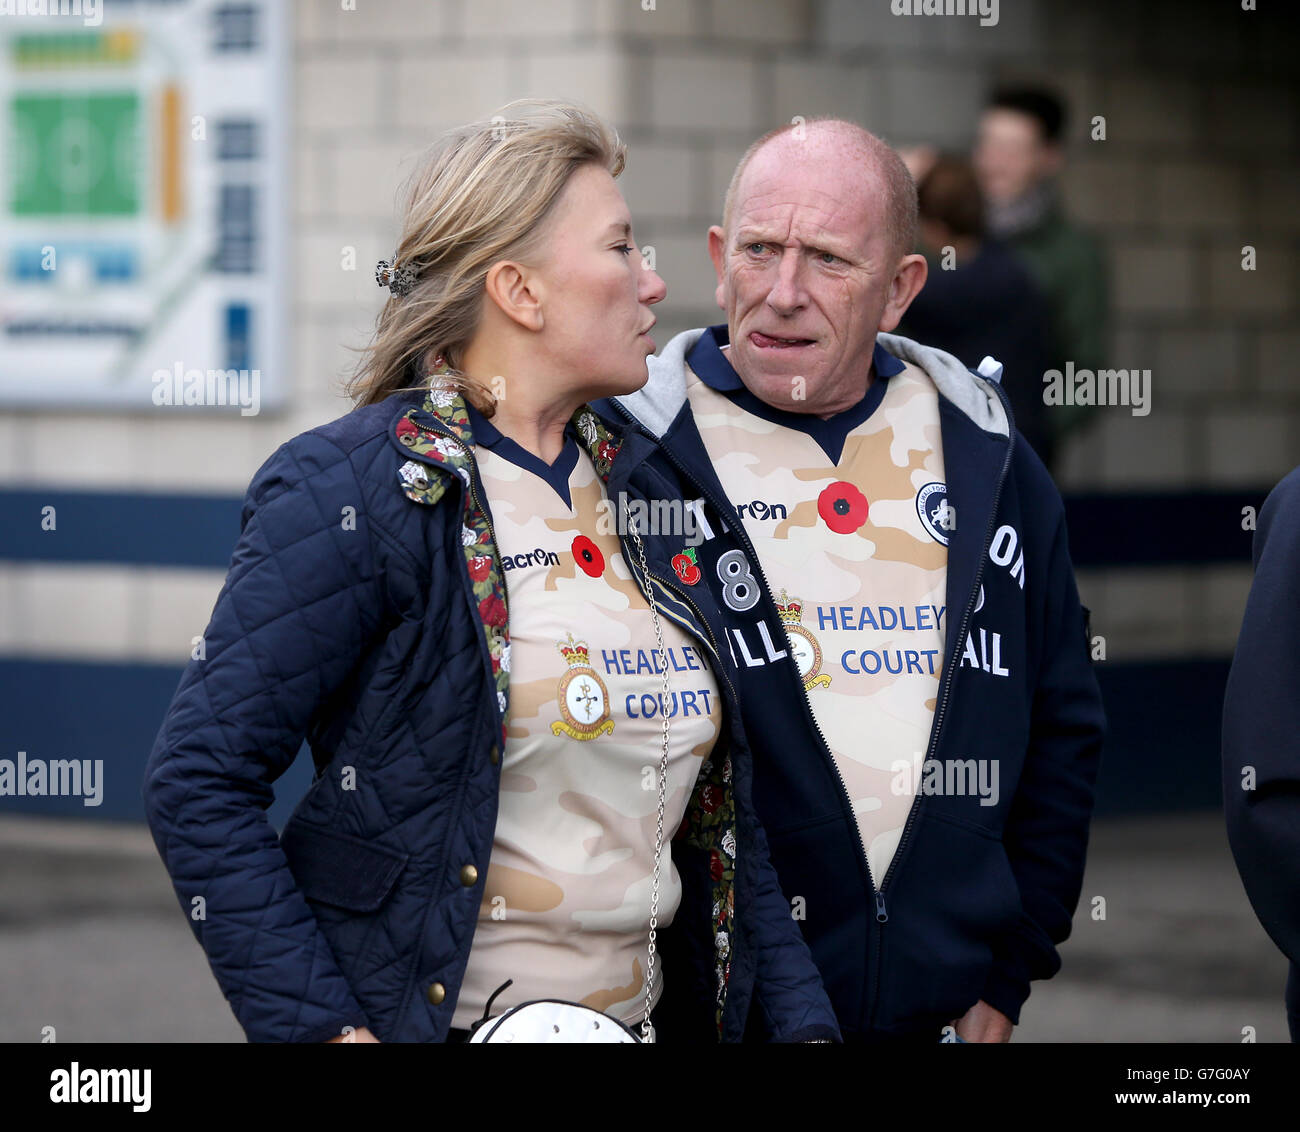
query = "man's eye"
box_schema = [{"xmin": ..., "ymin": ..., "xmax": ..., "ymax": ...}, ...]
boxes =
[
  {"xmin": 818, "ymin": 251, "xmax": 840, "ymax": 264},
  {"xmin": 746, "ymin": 243, "xmax": 766, "ymax": 255}
]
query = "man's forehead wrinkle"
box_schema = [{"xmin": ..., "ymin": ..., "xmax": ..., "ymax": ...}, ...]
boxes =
[{"xmin": 735, "ymin": 187, "xmax": 873, "ymax": 255}]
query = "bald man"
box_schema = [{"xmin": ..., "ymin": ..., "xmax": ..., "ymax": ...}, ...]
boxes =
[{"xmin": 600, "ymin": 119, "xmax": 1105, "ymax": 1042}]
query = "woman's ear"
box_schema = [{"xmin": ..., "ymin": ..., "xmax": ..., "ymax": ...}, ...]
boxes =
[{"xmin": 483, "ymin": 260, "xmax": 544, "ymax": 333}]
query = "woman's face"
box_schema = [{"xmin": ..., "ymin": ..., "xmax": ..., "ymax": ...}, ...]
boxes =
[{"xmin": 528, "ymin": 163, "xmax": 667, "ymax": 400}]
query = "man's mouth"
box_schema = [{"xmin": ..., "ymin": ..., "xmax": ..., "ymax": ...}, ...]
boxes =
[{"xmin": 750, "ymin": 331, "xmax": 815, "ymax": 350}]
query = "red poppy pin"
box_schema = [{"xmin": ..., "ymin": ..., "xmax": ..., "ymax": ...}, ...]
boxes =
[
  {"xmin": 671, "ymin": 546, "xmax": 701, "ymax": 585},
  {"xmin": 572, "ymin": 535, "xmax": 605, "ymax": 578},
  {"xmin": 818, "ymin": 480, "xmax": 869, "ymax": 534}
]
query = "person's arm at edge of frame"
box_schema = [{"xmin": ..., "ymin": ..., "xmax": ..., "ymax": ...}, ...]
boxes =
[{"xmin": 1222, "ymin": 467, "xmax": 1300, "ymax": 1042}]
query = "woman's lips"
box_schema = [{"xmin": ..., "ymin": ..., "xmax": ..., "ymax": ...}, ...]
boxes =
[{"xmin": 750, "ymin": 331, "xmax": 814, "ymax": 349}]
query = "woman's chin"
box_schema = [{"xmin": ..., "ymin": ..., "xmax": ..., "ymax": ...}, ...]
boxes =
[{"xmin": 589, "ymin": 364, "xmax": 650, "ymax": 400}]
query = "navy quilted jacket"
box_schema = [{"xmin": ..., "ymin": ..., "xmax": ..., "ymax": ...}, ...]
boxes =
[{"xmin": 140, "ymin": 387, "xmax": 840, "ymax": 1044}]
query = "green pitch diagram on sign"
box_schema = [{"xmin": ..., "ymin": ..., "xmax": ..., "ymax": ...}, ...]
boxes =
[{"xmin": 11, "ymin": 92, "xmax": 140, "ymax": 217}]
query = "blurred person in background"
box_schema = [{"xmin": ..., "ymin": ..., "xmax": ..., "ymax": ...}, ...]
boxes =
[
  {"xmin": 898, "ymin": 152, "xmax": 1057, "ymax": 471},
  {"xmin": 1222, "ymin": 465, "xmax": 1300, "ymax": 1044},
  {"xmin": 141, "ymin": 99, "xmax": 837, "ymax": 1045},
  {"xmin": 973, "ymin": 85, "xmax": 1110, "ymax": 463}
]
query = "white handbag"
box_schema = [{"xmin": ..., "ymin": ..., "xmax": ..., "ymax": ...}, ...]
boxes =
[{"xmin": 468, "ymin": 518, "xmax": 671, "ymax": 1044}]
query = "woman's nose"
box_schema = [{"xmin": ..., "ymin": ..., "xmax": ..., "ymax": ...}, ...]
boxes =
[{"xmin": 641, "ymin": 264, "xmax": 668, "ymax": 305}]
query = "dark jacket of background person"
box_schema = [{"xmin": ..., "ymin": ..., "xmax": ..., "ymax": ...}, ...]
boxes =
[
  {"xmin": 1222, "ymin": 465, "xmax": 1300, "ymax": 1042},
  {"xmin": 998, "ymin": 193, "xmax": 1109, "ymax": 449},
  {"xmin": 140, "ymin": 386, "xmax": 840, "ymax": 1044},
  {"xmin": 900, "ymin": 240, "xmax": 1056, "ymax": 471},
  {"xmin": 900, "ymin": 153, "xmax": 1058, "ymax": 472},
  {"xmin": 610, "ymin": 326, "xmax": 1107, "ymax": 1041}
]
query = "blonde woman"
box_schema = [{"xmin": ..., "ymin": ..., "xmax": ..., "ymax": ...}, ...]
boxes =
[{"xmin": 142, "ymin": 100, "xmax": 838, "ymax": 1043}]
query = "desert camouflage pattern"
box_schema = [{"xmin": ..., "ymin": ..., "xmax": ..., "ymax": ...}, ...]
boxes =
[
  {"xmin": 452, "ymin": 442, "xmax": 722, "ymax": 1029},
  {"xmin": 686, "ymin": 353, "xmax": 948, "ymax": 885}
]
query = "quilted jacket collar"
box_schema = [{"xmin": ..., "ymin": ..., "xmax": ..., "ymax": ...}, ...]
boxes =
[{"xmin": 388, "ymin": 367, "xmax": 623, "ymax": 504}]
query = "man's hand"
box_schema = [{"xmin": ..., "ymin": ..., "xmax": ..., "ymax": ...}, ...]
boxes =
[
  {"xmin": 326, "ymin": 1026, "xmax": 380, "ymax": 1043},
  {"xmin": 952, "ymin": 1000, "xmax": 1013, "ymax": 1043}
]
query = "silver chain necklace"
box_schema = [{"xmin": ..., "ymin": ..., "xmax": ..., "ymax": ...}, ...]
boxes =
[{"xmin": 628, "ymin": 516, "xmax": 671, "ymax": 1044}]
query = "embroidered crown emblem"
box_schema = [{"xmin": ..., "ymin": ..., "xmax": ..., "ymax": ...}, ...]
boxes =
[
  {"xmin": 775, "ymin": 590, "xmax": 804, "ymax": 625},
  {"xmin": 557, "ymin": 633, "xmax": 591, "ymax": 668}
]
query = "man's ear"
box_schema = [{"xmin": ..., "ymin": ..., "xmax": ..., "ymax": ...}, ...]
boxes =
[
  {"xmin": 707, "ymin": 224, "xmax": 728, "ymax": 312},
  {"xmin": 483, "ymin": 259, "xmax": 543, "ymax": 332},
  {"xmin": 878, "ymin": 253, "xmax": 928, "ymax": 333}
]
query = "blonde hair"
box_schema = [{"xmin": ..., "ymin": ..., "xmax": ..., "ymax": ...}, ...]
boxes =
[
  {"xmin": 721, "ymin": 118, "xmax": 917, "ymax": 260},
  {"xmin": 346, "ymin": 99, "xmax": 627, "ymax": 409}
]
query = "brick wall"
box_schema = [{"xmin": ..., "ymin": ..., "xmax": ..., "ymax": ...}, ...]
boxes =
[{"xmin": 2, "ymin": 0, "xmax": 1292, "ymax": 665}]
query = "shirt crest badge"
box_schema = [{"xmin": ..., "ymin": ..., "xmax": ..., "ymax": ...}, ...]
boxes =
[
  {"xmin": 777, "ymin": 590, "xmax": 831, "ymax": 691},
  {"xmin": 552, "ymin": 633, "xmax": 615, "ymax": 741}
]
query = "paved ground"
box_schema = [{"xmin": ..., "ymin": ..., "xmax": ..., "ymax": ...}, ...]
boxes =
[{"xmin": 0, "ymin": 811, "xmax": 1290, "ymax": 1042}]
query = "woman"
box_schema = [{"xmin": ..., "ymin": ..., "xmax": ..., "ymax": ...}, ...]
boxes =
[{"xmin": 141, "ymin": 100, "xmax": 838, "ymax": 1043}]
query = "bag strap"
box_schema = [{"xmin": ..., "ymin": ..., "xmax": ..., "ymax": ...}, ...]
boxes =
[{"xmin": 626, "ymin": 516, "xmax": 670, "ymax": 1044}]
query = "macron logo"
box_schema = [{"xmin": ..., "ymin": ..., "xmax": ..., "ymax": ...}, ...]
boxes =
[{"xmin": 50, "ymin": 1063, "xmax": 150, "ymax": 1112}]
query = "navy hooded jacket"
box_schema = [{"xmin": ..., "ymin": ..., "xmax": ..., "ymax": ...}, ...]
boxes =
[
  {"xmin": 1222, "ymin": 464, "xmax": 1300, "ymax": 1042},
  {"xmin": 602, "ymin": 326, "xmax": 1107, "ymax": 1039},
  {"xmin": 140, "ymin": 383, "xmax": 840, "ymax": 1044}
]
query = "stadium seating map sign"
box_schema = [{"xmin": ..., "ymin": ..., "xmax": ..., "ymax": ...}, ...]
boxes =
[{"xmin": 0, "ymin": 0, "xmax": 288, "ymax": 412}]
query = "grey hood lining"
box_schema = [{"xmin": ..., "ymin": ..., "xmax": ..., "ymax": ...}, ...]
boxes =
[{"xmin": 616, "ymin": 327, "xmax": 1010, "ymax": 441}]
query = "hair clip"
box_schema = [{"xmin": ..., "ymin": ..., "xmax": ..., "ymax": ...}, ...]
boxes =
[{"xmin": 376, "ymin": 256, "xmax": 418, "ymax": 297}]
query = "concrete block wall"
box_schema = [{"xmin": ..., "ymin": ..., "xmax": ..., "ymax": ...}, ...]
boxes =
[{"xmin": 2, "ymin": 0, "xmax": 1292, "ymax": 668}]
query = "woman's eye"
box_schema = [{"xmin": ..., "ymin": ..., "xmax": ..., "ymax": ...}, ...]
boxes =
[{"xmin": 615, "ymin": 244, "xmax": 635, "ymax": 255}]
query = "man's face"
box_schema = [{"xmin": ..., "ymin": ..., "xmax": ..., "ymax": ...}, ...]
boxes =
[
  {"xmin": 708, "ymin": 135, "xmax": 917, "ymax": 415},
  {"xmin": 973, "ymin": 108, "xmax": 1059, "ymax": 205}
]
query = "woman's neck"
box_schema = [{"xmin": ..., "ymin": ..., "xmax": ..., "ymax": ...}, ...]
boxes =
[
  {"xmin": 459, "ymin": 343, "xmax": 580, "ymax": 464},
  {"xmin": 486, "ymin": 389, "xmax": 579, "ymax": 465}
]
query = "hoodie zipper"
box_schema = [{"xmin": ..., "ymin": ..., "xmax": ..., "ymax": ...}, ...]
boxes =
[{"xmin": 865, "ymin": 381, "xmax": 1016, "ymax": 1030}]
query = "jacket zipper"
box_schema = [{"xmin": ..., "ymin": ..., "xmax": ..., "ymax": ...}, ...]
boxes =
[{"xmin": 640, "ymin": 562, "xmax": 737, "ymax": 708}]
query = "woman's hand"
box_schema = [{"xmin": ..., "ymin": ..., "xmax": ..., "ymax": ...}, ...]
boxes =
[{"xmin": 326, "ymin": 1026, "xmax": 380, "ymax": 1043}]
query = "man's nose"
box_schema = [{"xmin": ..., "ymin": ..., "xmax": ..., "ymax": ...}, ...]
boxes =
[{"xmin": 765, "ymin": 249, "xmax": 806, "ymax": 315}]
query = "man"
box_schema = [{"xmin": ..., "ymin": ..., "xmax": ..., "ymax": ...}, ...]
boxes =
[
  {"xmin": 605, "ymin": 118, "xmax": 1105, "ymax": 1042},
  {"xmin": 973, "ymin": 86, "xmax": 1109, "ymax": 458},
  {"xmin": 1222, "ymin": 465, "xmax": 1300, "ymax": 1043}
]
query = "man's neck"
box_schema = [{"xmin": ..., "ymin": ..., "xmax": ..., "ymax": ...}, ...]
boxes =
[{"xmin": 719, "ymin": 342, "xmax": 875, "ymax": 421}]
